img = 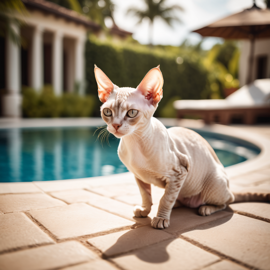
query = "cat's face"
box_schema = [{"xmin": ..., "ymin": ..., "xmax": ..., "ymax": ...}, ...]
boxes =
[{"xmin": 94, "ymin": 66, "xmax": 164, "ymax": 138}]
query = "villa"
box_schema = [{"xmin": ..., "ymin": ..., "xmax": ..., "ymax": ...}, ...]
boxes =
[{"xmin": 0, "ymin": 0, "xmax": 132, "ymax": 118}]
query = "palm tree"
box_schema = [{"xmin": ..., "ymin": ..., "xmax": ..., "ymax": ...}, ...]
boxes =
[
  {"xmin": 127, "ymin": 0, "xmax": 184, "ymax": 46},
  {"xmin": 47, "ymin": 0, "xmax": 82, "ymax": 13},
  {"xmin": 0, "ymin": 0, "xmax": 26, "ymax": 45},
  {"xmin": 79, "ymin": 0, "xmax": 116, "ymax": 28}
]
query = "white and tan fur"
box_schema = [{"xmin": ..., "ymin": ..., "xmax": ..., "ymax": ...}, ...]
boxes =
[{"xmin": 94, "ymin": 65, "xmax": 269, "ymax": 229}]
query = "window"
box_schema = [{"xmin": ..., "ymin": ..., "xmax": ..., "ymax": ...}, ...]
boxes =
[{"xmin": 256, "ymin": 55, "xmax": 268, "ymax": 79}]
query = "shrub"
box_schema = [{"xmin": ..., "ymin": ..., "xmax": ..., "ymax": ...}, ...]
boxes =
[
  {"xmin": 22, "ymin": 86, "xmax": 95, "ymax": 118},
  {"xmin": 85, "ymin": 38, "xmax": 210, "ymax": 117}
]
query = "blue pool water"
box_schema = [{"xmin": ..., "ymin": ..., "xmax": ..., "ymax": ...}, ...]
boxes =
[{"xmin": 0, "ymin": 127, "xmax": 260, "ymax": 182}]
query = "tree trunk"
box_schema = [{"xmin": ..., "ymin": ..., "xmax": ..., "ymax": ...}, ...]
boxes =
[
  {"xmin": 149, "ymin": 21, "xmax": 153, "ymax": 48},
  {"xmin": 247, "ymin": 36, "xmax": 255, "ymax": 85}
]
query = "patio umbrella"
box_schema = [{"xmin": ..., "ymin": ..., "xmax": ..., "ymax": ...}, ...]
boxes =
[{"xmin": 193, "ymin": 1, "xmax": 270, "ymax": 84}]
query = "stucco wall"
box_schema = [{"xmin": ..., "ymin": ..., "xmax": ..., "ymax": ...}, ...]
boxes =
[{"xmin": 239, "ymin": 39, "xmax": 270, "ymax": 86}]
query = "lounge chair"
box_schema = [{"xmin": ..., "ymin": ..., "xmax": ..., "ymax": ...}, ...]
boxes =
[{"xmin": 174, "ymin": 79, "xmax": 270, "ymax": 125}]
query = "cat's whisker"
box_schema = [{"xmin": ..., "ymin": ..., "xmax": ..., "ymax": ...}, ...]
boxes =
[
  {"xmin": 100, "ymin": 130, "xmax": 109, "ymax": 147},
  {"xmin": 95, "ymin": 127, "xmax": 110, "ymax": 147},
  {"xmin": 97, "ymin": 128, "xmax": 107, "ymax": 138},
  {"xmin": 94, "ymin": 126, "xmax": 106, "ymax": 136},
  {"xmin": 97, "ymin": 129, "xmax": 106, "ymax": 138},
  {"xmin": 95, "ymin": 129, "xmax": 107, "ymax": 146},
  {"xmin": 106, "ymin": 131, "xmax": 111, "ymax": 147}
]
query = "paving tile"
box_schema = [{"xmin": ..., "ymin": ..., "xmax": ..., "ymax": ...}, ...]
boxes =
[
  {"xmin": 0, "ymin": 183, "xmax": 41, "ymax": 194},
  {"xmin": 230, "ymin": 172, "xmax": 270, "ymax": 187},
  {"xmin": 0, "ymin": 193, "xmax": 65, "ymax": 213},
  {"xmin": 115, "ymin": 194, "xmax": 142, "ymax": 206},
  {"xmin": 183, "ymin": 214, "xmax": 270, "ymax": 270},
  {"xmin": 256, "ymin": 181, "xmax": 270, "ymax": 190},
  {"xmin": 112, "ymin": 238, "xmax": 219, "ymax": 270},
  {"xmin": 30, "ymin": 203, "xmax": 134, "ymax": 240},
  {"xmin": 50, "ymin": 190, "xmax": 138, "ymax": 222},
  {"xmin": 88, "ymin": 183, "xmax": 139, "ymax": 198},
  {"xmin": 0, "ymin": 241, "xmax": 96, "ymax": 270},
  {"xmin": 34, "ymin": 180, "xmax": 88, "ymax": 192},
  {"xmin": 201, "ymin": 260, "xmax": 248, "ymax": 270},
  {"xmin": 0, "ymin": 213, "xmax": 53, "ymax": 253},
  {"xmin": 88, "ymin": 226, "xmax": 173, "ymax": 257},
  {"xmin": 87, "ymin": 172, "xmax": 134, "ymax": 188},
  {"xmin": 61, "ymin": 260, "xmax": 118, "ymax": 270},
  {"xmin": 258, "ymin": 166, "xmax": 270, "ymax": 176},
  {"xmin": 230, "ymin": 202, "xmax": 270, "ymax": 221},
  {"xmin": 147, "ymin": 206, "xmax": 233, "ymax": 234},
  {"xmin": 115, "ymin": 186, "xmax": 164, "ymax": 206}
]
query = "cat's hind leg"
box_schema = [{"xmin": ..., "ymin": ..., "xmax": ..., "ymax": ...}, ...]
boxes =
[
  {"xmin": 198, "ymin": 204, "xmax": 226, "ymax": 216},
  {"xmin": 198, "ymin": 174, "xmax": 234, "ymax": 217}
]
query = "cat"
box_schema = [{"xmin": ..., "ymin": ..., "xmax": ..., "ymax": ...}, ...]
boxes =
[{"xmin": 94, "ymin": 65, "xmax": 269, "ymax": 229}]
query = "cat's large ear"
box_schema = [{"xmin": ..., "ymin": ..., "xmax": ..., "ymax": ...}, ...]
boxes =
[
  {"xmin": 137, "ymin": 65, "xmax": 164, "ymax": 106},
  {"xmin": 94, "ymin": 65, "xmax": 118, "ymax": 103}
]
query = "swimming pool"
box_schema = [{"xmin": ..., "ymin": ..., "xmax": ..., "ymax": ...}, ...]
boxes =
[{"xmin": 0, "ymin": 126, "xmax": 260, "ymax": 182}]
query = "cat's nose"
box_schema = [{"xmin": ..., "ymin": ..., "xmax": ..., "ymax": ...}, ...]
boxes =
[{"xmin": 112, "ymin": 123, "xmax": 122, "ymax": 131}]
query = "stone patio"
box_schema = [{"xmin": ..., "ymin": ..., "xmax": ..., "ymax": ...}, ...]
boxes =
[{"xmin": 0, "ymin": 119, "xmax": 270, "ymax": 270}]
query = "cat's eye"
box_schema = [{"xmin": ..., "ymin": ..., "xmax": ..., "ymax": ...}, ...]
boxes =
[
  {"xmin": 103, "ymin": 108, "xmax": 112, "ymax": 117},
  {"xmin": 127, "ymin": 109, "xmax": 138, "ymax": 118}
]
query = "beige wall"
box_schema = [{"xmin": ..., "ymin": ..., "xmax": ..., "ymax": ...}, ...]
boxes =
[{"xmin": 239, "ymin": 39, "xmax": 270, "ymax": 86}]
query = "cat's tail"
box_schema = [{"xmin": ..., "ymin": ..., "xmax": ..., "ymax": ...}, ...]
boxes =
[{"xmin": 232, "ymin": 191, "xmax": 270, "ymax": 203}]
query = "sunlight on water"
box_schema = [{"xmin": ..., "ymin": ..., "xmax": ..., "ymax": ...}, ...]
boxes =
[{"xmin": 0, "ymin": 127, "xmax": 260, "ymax": 182}]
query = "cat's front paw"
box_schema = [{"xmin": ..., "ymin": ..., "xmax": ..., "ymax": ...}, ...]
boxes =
[
  {"xmin": 151, "ymin": 217, "xmax": 170, "ymax": 229},
  {"xmin": 133, "ymin": 205, "xmax": 150, "ymax": 218}
]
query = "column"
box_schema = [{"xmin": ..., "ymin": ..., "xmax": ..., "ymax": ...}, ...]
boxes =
[
  {"xmin": 54, "ymin": 129, "xmax": 62, "ymax": 180},
  {"xmin": 52, "ymin": 31, "xmax": 63, "ymax": 95},
  {"xmin": 31, "ymin": 25, "xmax": 43, "ymax": 91},
  {"xmin": 3, "ymin": 21, "xmax": 21, "ymax": 117},
  {"xmin": 9, "ymin": 129, "xmax": 21, "ymax": 181},
  {"xmin": 75, "ymin": 36, "xmax": 85, "ymax": 95}
]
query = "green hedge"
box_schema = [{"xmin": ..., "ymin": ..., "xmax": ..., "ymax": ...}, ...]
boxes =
[
  {"xmin": 85, "ymin": 39, "xmax": 211, "ymax": 117},
  {"xmin": 22, "ymin": 86, "xmax": 95, "ymax": 118}
]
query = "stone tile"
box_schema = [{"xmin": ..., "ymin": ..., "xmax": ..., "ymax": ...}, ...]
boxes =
[
  {"xmin": 258, "ymin": 166, "xmax": 270, "ymax": 176},
  {"xmin": 88, "ymin": 226, "xmax": 173, "ymax": 257},
  {"xmin": 230, "ymin": 203, "xmax": 270, "ymax": 221},
  {"xmin": 256, "ymin": 181, "xmax": 270, "ymax": 190},
  {"xmin": 88, "ymin": 183, "xmax": 139, "ymax": 198},
  {"xmin": 50, "ymin": 190, "xmax": 139, "ymax": 223},
  {"xmin": 230, "ymin": 184, "xmax": 270, "ymax": 195},
  {"xmin": 0, "ymin": 213, "xmax": 53, "ymax": 253},
  {"xmin": 183, "ymin": 214, "xmax": 270, "ymax": 270},
  {"xmin": 115, "ymin": 186, "xmax": 164, "ymax": 206},
  {"xmin": 201, "ymin": 260, "xmax": 248, "ymax": 270},
  {"xmin": 0, "ymin": 241, "xmax": 96, "ymax": 270},
  {"xmin": 30, "ymin": 203, "xmax": 134, "ymax": 240},
  {"xmin": 34, "ymin": 180, "xmax": 88, "ymax": 192},
  {"xmin": 112, "ymin": 238, "xmax": 219, "ymax": 270},
  {"xmin": 87, "ymin": 172, "xmax": 134, "ymax": 188},
  {"xmin": 115, "ymin": 194, "xmax": 141, "ymax": 206},
  {"xmin": 147, "ymin": 206, "xmax": 233, "ymax": 234},
  {"xmin": 0, "ymin": 183, "xmax": 41, "ymax": 194},
  {"xmin": 0, "ymin": 193, "xmax": 65, "ymax": 213},
  {"xmin": 230, "ymin": 172, "xmax": 269, "ymax": 187},
  {"xmin": 61, "ymin": 260, "xmax": 118, "ymax": 270}
]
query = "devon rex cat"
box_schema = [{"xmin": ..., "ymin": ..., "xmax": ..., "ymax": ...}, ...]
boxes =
[{"xmin": 94, "ymin": 65, "xmax": 269, "ymax": 229}]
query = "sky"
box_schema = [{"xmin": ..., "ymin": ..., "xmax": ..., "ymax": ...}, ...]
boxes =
[{"xmin": 111, "ymin": 0, "xmax": 266, "ymax": 49}]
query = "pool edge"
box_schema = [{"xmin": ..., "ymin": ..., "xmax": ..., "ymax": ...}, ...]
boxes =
[{"xmin": 0, "ymin": 118, "xmax": 269, "ymax": 191}]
